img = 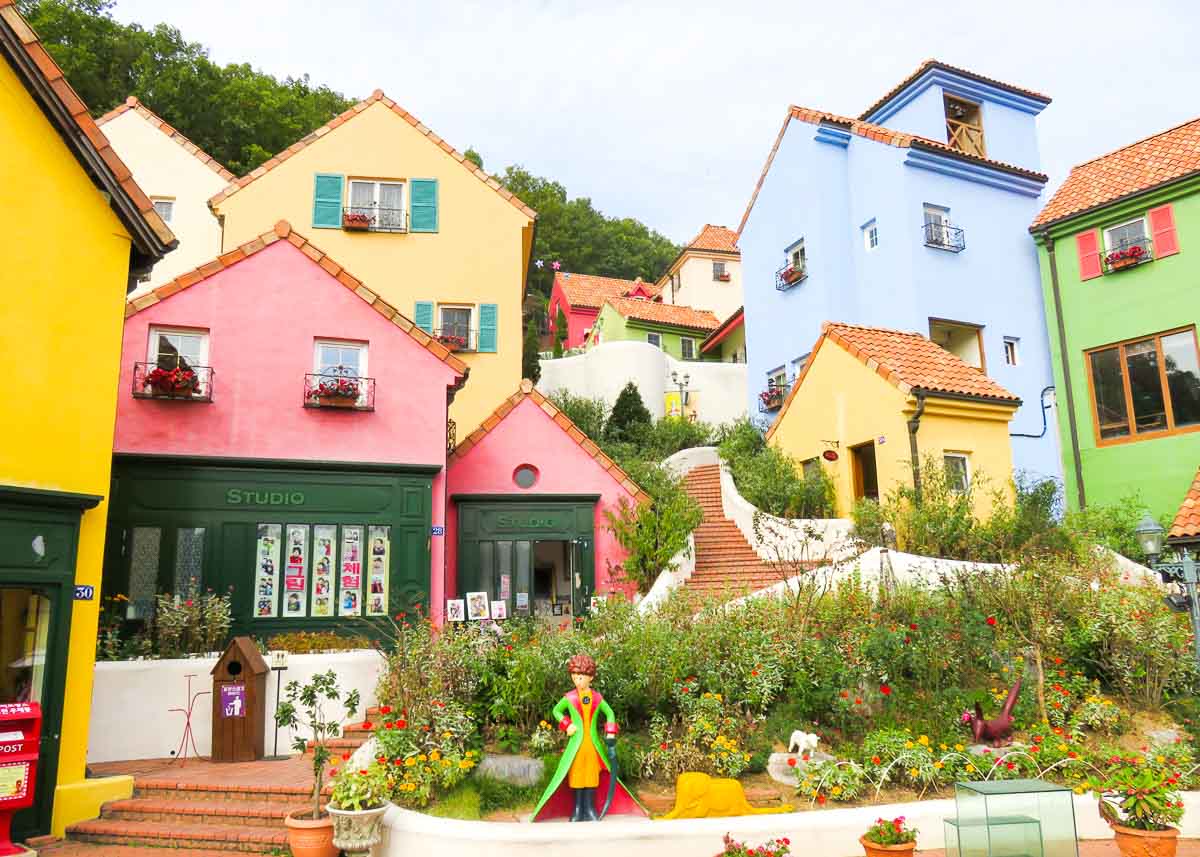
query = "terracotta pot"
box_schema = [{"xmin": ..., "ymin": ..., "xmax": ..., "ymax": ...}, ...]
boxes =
[
  {"xmin": 1109, "ymin": 256, "xmax": 1140, "ymax": 270},
  {"xmin": 342, "ymin": 217, "xmax": 371, "ymax": 231},
  {"xmin": 329, "ymin": 803, "xmax": 390, "ymax": 857},
  {"xmin": 1111, "ymin": 823, "xmax": 1179, "ymax": 857},
  {"xmin": 317, "ymin": 395, "xmax": 358, "ymax": 408},
  {"xmin": 284, "ymin": 810, "xmax": 339, "ymax": 857},
  {"xmin": 860, "ymin": 836, "xmax": 917, "ymax": 857}
]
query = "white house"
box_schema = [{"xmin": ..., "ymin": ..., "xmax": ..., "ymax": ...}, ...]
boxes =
[{"xmin": 656, "ymin": 224, "xmax": 743, "ymax": 322}]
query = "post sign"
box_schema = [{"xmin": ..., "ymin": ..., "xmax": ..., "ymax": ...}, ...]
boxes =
[
  {"xmin": 0, "ymin": 702, "xmax": 41, "ymax": 853},
  {"xmin": 220, "ymin": 684, "xmax": 246, "ymax": 718}
]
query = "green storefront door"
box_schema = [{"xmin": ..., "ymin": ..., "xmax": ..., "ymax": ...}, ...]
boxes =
[
  {"xmin": 106, "ymin": 459, "xmax": 435, "ymax": 636},
  {"xmin": 454, "ymin": 497, "xmax": 597, "ymax": 618}
]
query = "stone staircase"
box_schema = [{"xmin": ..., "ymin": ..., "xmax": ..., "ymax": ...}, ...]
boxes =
[{"xmin": 682, "ymin": 464, "xmax": 784, "ymax": 594}]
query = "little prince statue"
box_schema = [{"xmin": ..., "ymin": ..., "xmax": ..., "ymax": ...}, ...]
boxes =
[{"xmin": 531, "ymin": 653, "xmax": 646, "ymax": 821}]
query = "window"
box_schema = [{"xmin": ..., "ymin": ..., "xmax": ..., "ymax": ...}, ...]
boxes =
[
  {"xmin": 149, "ymin": 327, "xmax": 208, "ymax": 372},
  {"xmin": 792, "ymin": 352, "xmax": 811, "ymax": 378},
  {"xmin": 944, "ymin": 95, "xmax": 985, "ymax": 157},
  {"xmin": 681, "ymin": 337, "xmax": 696, "ymax": 361},
  {"xmin": 646, "ymin": 332, "xmax": 662, "ymax": 349},
  {"xmin": 314, "ymin": 340, "xmax": 367, "ymax": 378},
  {"xmin": 768, "ymin": 366, "xmax": 788, "ymax": 389},
  {"xmin": 348, "ymin": 179, "xmax": 406, "ymax": 231},
  {"xmin": 1104, "ymin": 217, "xmax": 1147, "ymax": 254},
  {"xmin": 801, "ymin": 457, "xmax": 821, "ymax": 480},
  {"xmin": 923, "ymin": 203, "xmax": 951, "ymax": 247},
  {"xmin": 863, "ymin": 220, "xmax": 879, "ymax": 251},
  {"xmin": 1086, "ymin": 327, "xmax": 1200, "ymax": 444},
  {"xmin": 712, "ymin": 261, "xmax": 727, "ymax": 281},
  {"xmin": 1003, "ymin": 337, "xmax": 1020, "ymax": 367},
  {"xmin": 438, "ymin": 305, "xmax": 474, "ymax": 350},
  {"xmin": 929, "ymin": 318, "xmax": 985, "ymax": 370},
  {"xmin": 943, "ymin": 453, "xmax": 970, "ymax": 493},
  {"xmin": 513, "ymin": 465, "xmax": 539, "ymax": 489},
  {"xmin": 152, "ymin": 198, "xmax": 174, "ymax": 223},
  {"xmin": 787, "ymin": 238, "xmax": 806, "ymax": 272}
]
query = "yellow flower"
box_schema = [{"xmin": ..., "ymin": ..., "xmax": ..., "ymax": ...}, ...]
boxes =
[
  {"xmin": 934, "ymin": 761, "xmax": 944, "ymax": 769},
  {"xmin": 743, "ymin": 753, "xmax": 750, "ymax": 761},
  {"xmin": 466, "ymin": 751, "xmax": 476, "ymax": 758},
  {"xmin": 908, "ymin": 768, "xmax": 919, "ymax": 778},
  {"xmin": 940, "ymin": 743, "xmax": 948, "ymax": 751},
  {"xmin": 423, "ymin": 766, "xmax": 432, "ymax": 773},
  {"xmin": 418, "ymin": 754, "xmax": 427, "ymax": 762},
  {"xmin": 442, "ymin": 732, "xmax": 451, "ymax": 739},
  {"xmin": 955, "ymin": 744, "xmax": 964, "ymax": 752},
  {"xmin": 1002, "ymin": 666, "xmax": 1009, "ymax": 673},
  {"xmin": 404, "ymin": 757, "xmax": 417, "ymax": 767},
  {"xmin": 459, "ymin": 760, "xmax": 472, "ymax": 769},
  {"xmin": 1073, "ymin": 787, "xmax": 1084, "ymax": 795},
  {"xmin": 1058, "ymin": 744, "xmax": 1068, "ymax": 752},
  {"xmin": 1157, "ymin": 756, "xmax": 1166, "ymax": 764},
  {"xmin": 918, "ymin": 735, "xmax": 929, "ymax": 746},
  {"xmin": 540, "ymin": 720, "xmax": 549, "ymax": 728},
  {"xmin": 904, "ymin": 741, "xmax": 914, "ymax": 749},
  {"xmin": 966, "ymin": 764, "xmax": 976, "ymax": 773},
  {"xmin": 832, "ymin": 786, "xmax": 843, "ymax": 796},
  {"xmin": 429, "ymin": 750, "xmax": 441, "ymax": 761},
  {"xmin": 715, "ymin": 694, "xmax": 722, "ymax": 701},
  {"xmin": 441, "ymin": 760, "xmax": 450, "ymax": 768}
]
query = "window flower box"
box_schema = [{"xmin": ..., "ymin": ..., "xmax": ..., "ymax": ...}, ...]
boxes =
[
  {"xmin": 303, "ymin": 373, "xmax": 375, "ymax": 411},
  {"xmin": 776, "ymin": 264, "xmax": 807, "ymax": 290},
  {"xmin": 132, "ymin": 363, "xmax": 213, "ymax": 401},
  {"xmin": 716, "ymin": 272, "xmax": 732, "ymax": 282},
  {"xmin": 342, "ymin": 212, "xmax": 372, "ymax": 232},
  {"xmin": 758, "ymin": 386, "xmax": 787, "ymax": 412},
  {"xmin": 312, "ymin": 378, "xmax": 360, "ymax": 407},
  {"xmin": 1105, "ymin": 244, "xmax": 1146, "ymax": 271},
  {"xmin": 437, "ymin": 334, "xmax": 468, "ymax": 352}
]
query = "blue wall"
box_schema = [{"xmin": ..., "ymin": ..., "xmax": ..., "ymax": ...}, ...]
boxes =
[{"xmin": 742, "ymin": 106, "xmax": 1062, "ymax": 484}]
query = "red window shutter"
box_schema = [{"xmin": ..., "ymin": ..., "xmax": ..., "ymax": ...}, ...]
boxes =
[
  {"xmin": 1148, "ymin": 204, "xmax": 1180, "ymax": 258},
  {"xmin": 1076, "ymin": 229, "xmax": 1102, "ymax": 281}
]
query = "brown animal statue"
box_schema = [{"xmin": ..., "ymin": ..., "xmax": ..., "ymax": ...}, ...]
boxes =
[
  {"xmin": 656, "ymin": 772, "xmax": 791, "ymax": 820},
  {"xmin": 963, "ymin": 677, "xmax": 1021, "ymax": 747}
]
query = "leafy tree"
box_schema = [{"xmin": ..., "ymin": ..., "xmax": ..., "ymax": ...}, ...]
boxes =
[
  {"xmin": 548, "ymin": 390, "xmax": 609, "ymax": 442},
  {"xmin": 605, "ymin": 461, "xmax": 702, "ymax": 594},
  {"xmin": 463, "ymin": 147, "xmax": 483, "ymax": 169},
  {"xmin": 553, "ymin": 307, "xmax": 568, "ymax": 357},
  {"xmin": 521, "ymin": 318, "xmax": 541, "ymax": 384},
  {"xmin": 606, "ymin": 382, "xmax": 652, "ymax": 445}
]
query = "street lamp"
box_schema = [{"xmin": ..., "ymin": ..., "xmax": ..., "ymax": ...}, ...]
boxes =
[
  {"xmin": 1135, "ymin": 514, "xmax": 1165, "ymax": 563},
  {"xmin": 1136, "ymin": 515, "xmax": 1200, "ymax": 668},
  {"xmin": 669, "ymin": 371, "xmax": 690, "ymax": 419}
]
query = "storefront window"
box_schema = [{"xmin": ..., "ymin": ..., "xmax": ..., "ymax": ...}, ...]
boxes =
[
  {"xmin": 283, "ymin": 524, "xmax": 310, "ymax": 617},
  {"xmin": 366, "ymin": 526, "xmax": 390, "ymax": 617},
  {"xmin": 128, "ymin": 526, "xmax": 161, "ymax": 619},
  {"xmin": 339, "ymin": 526, "xmax": 363, "ymax": 616},
  {"xmin": 311, "ymin": 525, "xmax": 336, "ymax": 618},
  {"xmin": 0, "ymin": 589, "xmax": 50, "ymax": 705},
  {"xmin": 254, "ymin": 524, "xmax": 282, "ymax": 618},
  {"xmin": 174, "ymin": 527, "xmax": 205, "ymax": 597}
]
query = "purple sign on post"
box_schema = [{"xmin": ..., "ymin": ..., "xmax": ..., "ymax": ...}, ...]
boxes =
[{"xmin": 220, "ymin": 683, "xmax": 245, "ymax": 718}]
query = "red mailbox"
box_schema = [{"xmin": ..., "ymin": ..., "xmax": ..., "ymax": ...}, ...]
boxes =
[{"xmin": 0, "ymin": 702, "xmax": 41, "ymax": 856}]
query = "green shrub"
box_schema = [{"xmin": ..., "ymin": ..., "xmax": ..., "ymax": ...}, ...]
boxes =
[
  {"xmin": 606, "ymin": 382, "xmax": 652, "ymax": 444},
  {"xmin": 717, "ymin": 419, "xmax": 836, "ymax": 517},
  {"xmin": 604, "ymin": 461, "xmax": 702, "ymax": 594},
  {"xmin": 548, "ymin": 389, "xmax": 609, "ymax": 441},
  {"xmin": 266, "ymin": 630, "xmax": 372, "ymax": 653}
]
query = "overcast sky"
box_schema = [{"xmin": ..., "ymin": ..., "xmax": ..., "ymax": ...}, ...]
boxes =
[{"xmin": 112, "ymin": 0, "xmax": 1200, "ymax": 244}]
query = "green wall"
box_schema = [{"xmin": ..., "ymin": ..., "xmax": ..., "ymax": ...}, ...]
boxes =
[
  {"xmin": 590, "ymin": 303, "xmax": 714, "ymax": 360},
  {"xmin": 1036, "ymin": 176, "xmax": 1200, "ymax": 519}
]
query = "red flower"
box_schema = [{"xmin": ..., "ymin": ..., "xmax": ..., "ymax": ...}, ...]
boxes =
[
  {"xmin": 1006, "ymin": 762, "xmax": 1016, "ymax": 770},
  {"xmin": 362, "ymin": 722, "xmax": 373, "ymax": 730},
  {"xmin": 396, "ymin": 719, "xmax": 407, "ymax": 729},
  {"xmin": 384, "ymin": 722, "xmax": 393, "ymax": 730},
  {"xmin": 379, "ymin": 705, "xmax": 392, "ymax": 715},
  {"xmin": 329, "ymin": 767, "xmax": 337, "ymax": 776},
  {"xmin": 839, "ymin": 690, "xmax": 849, "ymax": 699},
  {"xmin": 879, "ymin": 684, "xmax": 892, "ymax": 696},
  {"xmin": 986, "ymin": 616, "xmax": 997, "ymax": 626},
  {"xmin": 1033, "ymin": 735, "xmax": 1043, "ymax": 744},
  {"xmin": 909, "ymin": 623, "xmax": 918, "ymax": 631},
  {"xmin": 341, "ymin": 753, "xmax": 351, "ymax": 761},
  {"xmin": 783, "ymin": 839, "xmax": 790, "ymax": 846},
  {"xmin": 660, "ymin": 743, "xmax": 668, "ymax": 750},
  {"xmin": 751, "ymin": 670, "xmax": 759, "ymax": 677},
  {"xmin": 854, "ymin": 698, "xmax": 863, "ymax": 706},
  {"xmin": 1068, "ymin": 751, "xmax": 1078, "ymax": 759},
  {"xmin": 817, "ymin": 794, "xmax": 826, "ymax": 805},
  {"xmin": 787, "ymin": 758, "xmax": 797, "ymax": 767},
  {"xmin": 871, "ymin": 755, "xmax": 882, "ymax": 765}
]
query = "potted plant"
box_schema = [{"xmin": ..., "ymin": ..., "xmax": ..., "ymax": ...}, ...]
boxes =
[
  {"xmin": 1089, "ymin": 764, "xmax": 1184, "ymax": 857},
  {"xmin": 759, "ymin": 387, "xmax": 784, "ymax": 410},
  {"xmin": 342, "ymin": 212, "xmax": 372, "ymax": 231},
  {"xmin": 861, "ymin": 817, "xmax": 917, "ymax": 857},
  {"xmin": 328, "ymin": 763, "xmax": 392, "ymax": 857},
  {"xmin": 716, "ymin": 272, "xmax": 732, "ymax": 282},
  {"xmin": 275, "ymin": 670, "xmax": 362, "ymax": 857},
  {"xmin": 716, "ymin": 833, "xmax": 790, "ymax": 857},
  {"xmin": 145, "ymin": 366, "xmax": 198, "ymax": 397},
  {"xmin": 781, "ymin": 264, "xmax": 806, "ymax": 285},
  {"xmin": 437, "ymin": 333, "xmax": 468, "ymax": 351},
  {"xmin": 311, "ymin": 376, "xmax": 361, "ymax": 408},
  {"xmin": 1106, "ymin": 245, "xmax": 1145, "ymax": 271}
]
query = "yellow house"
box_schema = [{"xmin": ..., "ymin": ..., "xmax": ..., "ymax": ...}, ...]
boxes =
[
  {"xmin": 0, "ymin": 0, "xmax": 174, "ymax": 839},
  {"xmin": 766, "ymin": 322, "xmax": 1020, "ymax": 517},
  {"xmin": 208, "ymin": 89, "xmax": 536, "ymax": 435}
]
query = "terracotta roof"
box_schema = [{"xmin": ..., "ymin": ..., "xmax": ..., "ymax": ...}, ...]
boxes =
[
  {"xmin": 738, "ymin": 106, "xmax": 1046, "ymax": 236},
  {"xmin": 0, "ymin": 0, "xmax": 175, "ymax": 259},
  {"xmin": 1168, "ymin": 467, "xmax": 1200, "ymax": 541},
  {"xmin": 1032, "ymin": 117, "xmax": 1200, "ymax": 229},
  {"xmin": 555, "ymin": 272, "xmax": 659, "ymax": 310},
  {"xmin": 603, "ymin": 296, "xmax": 721, "ymax": 332},
  {"xmin": 859, "ymin": 59, "xmax": 1051, "ymax": 121},
  {"xmin": 685, "ymin": 224, "xmax": 739, "ymax": 254},
  {"xmin": 124, "ymin": 220, "xmax": 469, "ymax": 382},
  {"xmin": 449, "ymin": 379, "xmax": 650, "ymax": 505},
  {"xmin": 766, "ymin": 321, "xmax": 1018, "ymax": 441},
  {"xmin": 207, "ymin": 89, "xmax": 535, "ymax": 221},
  {"xmin": 701, "ymin": 306, "xmax": 744, "ymax": 353},
  {"xmin": 97, "ymin": 95, "xmax": 235, "ymax": 182}
]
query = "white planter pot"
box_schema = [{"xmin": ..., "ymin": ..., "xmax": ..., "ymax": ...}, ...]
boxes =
[{"xmin": 329, "ymin": 802, "xmax": 391, "ymax": 857}]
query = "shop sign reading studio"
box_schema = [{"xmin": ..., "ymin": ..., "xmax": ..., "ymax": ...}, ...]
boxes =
[{"xmin": 225, "ymin": 489, "xmax": 306, "ymax": 507}]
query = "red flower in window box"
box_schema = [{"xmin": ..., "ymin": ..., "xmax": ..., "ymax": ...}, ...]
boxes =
[
  {"xmin": 144, "ymin": 366, "xmax": 198, "ymax": 396},
  {"xmin": 759, "ymin": 388, "xmax": 785, "ymax": 410},
  {"xmin": 437, "ymin": 333, "xmax": 468, "ymax": 351},
  {"xmin": 1105, "ymin": 244, "xmax": 1145, "ymax": 271},
  {"xmin": 310, "ymin": 376, "xmax": 361, "ymax": 407},
  {"xmin": 716, "ymin": 272, "xmax": 732, "ymax": 282},
  {"xmin": 780, "ymin": 265, "xmax": 806, "ymax": 285},
  {"xmin": 342, "ymin": 212, "xmax": 373, "ymax": 231}
]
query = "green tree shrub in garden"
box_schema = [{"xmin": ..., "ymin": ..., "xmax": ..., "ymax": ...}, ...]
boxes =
[
  {"xmin": 522, "ymin": 318, "xmax": 542, "ymax": 383},
  {"xmin": 605, "ymin": 461, "xmax": 702, "ymax": 593},
  {"xmin": 606, "ymin": 382, "xmax": 652, "ymax": 444},
  {"xmin": 717, "ymin": 419, "xmax": 836, "ymax": 518},
  {"xmin": 547, "ymin": 390, "xmax": 608, "ymax": 442}
]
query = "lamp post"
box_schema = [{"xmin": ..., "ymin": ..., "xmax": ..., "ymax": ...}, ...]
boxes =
[
  {"xmin": 669, "ymin": 371, "xmax": 690, "ymax": 419},
  {"xmin": 1135, "ymin": 514, "xmax": 1200, "ymax": 668}
]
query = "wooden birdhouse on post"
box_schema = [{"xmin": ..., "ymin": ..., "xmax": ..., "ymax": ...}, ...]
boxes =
[{"xmin": 210, "ymin": 636, "xmax": 268, "ymax": 762}]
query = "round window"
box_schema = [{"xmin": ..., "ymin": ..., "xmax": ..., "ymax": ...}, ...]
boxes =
[{"xmin": 513, "ymin": 465, "xmax": 539, "ymax": 489}]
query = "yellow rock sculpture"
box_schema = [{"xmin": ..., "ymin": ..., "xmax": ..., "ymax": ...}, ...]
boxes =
[{"xmin": 656, "ymin": 772, "xmax": 792, "ymax": 819}]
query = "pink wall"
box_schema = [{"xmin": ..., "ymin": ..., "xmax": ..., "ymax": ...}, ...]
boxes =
[
  {"xmin": 445, "ymin": 396, "xmax": 638, "ymax": 601},
  {"xmin": 115, "ymin": 240, "xmax": 462, "ymax": 610},
  {"xmin": 548, "ymin": 280, "xmax": 598, "ymax": 349}
]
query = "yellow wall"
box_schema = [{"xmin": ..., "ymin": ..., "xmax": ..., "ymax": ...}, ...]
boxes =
[
  {"xmin": 0, "ymin": 56, "xmax": 134, "ymax": 833},
  {"xmin": 212, "ymin": 102, "xmax": 533, "ymax": 434},
  {"xmin": 768, "ymin": 341, "xmax": 1016, "ymax": 517}
]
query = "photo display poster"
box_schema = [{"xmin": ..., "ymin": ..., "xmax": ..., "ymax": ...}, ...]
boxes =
[
  {"xmin": 284, "ymin": 524, "xmax": 309, "ymax": 617},
  {"xmin": 366, "ymin": 526, "xmax": 390, "ymax": 617},
  {"xmin": 311, "ymin": 525, "xmax": 337, "ymax": 618},
  {"xmin": 339, "ymin": 525, "xmax": 363, "ymax": 617},
  {"xmin": 254, "ymin": 524, "xmax": 281, "ymax": 617}
]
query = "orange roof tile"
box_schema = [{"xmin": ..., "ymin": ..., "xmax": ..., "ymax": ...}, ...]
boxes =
[
  {"xmin": 859, "ymin": 59, "xmax": 1051, "ymax": 121},
  {"xmin": 738, "ymin": 106, "xmax": 1047, "ymax": 236},
  {"xmin": 125, "ymin": 220, "xmax": 469, "ymax": 384},
  {"xmin": 207, "ymin": 89, "xmax": 535, "ymax": 221},
  {"xmin": 555, "ymin": 272, "xmax": 659, "ymax": 310},
  {"xmin": 98, "ymin": 95, "xmax": 235, "ymax": 182},
  {"xmin": 685, "ymin": 224, "xmax": 739, "ymax": 254},
  {"xmin": 0, "ymin": 0, "xmax": 175, "ymax": 258},
  {"xmin": 448, "ymin": 379, "xmax": 650, "ymax": 505},
  {"xmin": 1168, "ymin": 467, "xmax": 1200, "ymax": 541},
  {"xmin": 603, "ymin": 296, "xmax": 721, "ymax": 332},
  {"xmin": 1032, "ymin": 117, "xmax": 1200, "ymax": 229}
]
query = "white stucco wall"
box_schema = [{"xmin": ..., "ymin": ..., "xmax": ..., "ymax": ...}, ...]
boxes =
[
  {"xmin": 664, "ymin": 254, "xmax": 743, "ymax": 321},
  {"xmin": 88, "ymin": 650, "xmax": 383, "ymax": 763},
  {"xmin": 537, "ymin": 341, "xmax": 747, "ymax": 425},
  {"xmin": 101, "ymin": 109, "xmax": 228, "ymax": 291}
]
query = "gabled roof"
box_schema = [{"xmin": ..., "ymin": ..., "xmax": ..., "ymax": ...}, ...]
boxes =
[
  {"xmin": 0, "ymin": 0, "xmax": 174, "ymax": 266},
  {"xmin": 603, "ymin": 296, "xmax": 720, "ymax": 332},
  {"xmin": 98, "ymin": 95, "xmax": 235, "ymax": 182},
  {"xmin": 207, "ymin": 89, "xmax": 535, "ymax": 221},
  {"xmin": 449, "ymin": 379, "xmax": 650, "ymax": 504},
  {"xmin": 125, "ymin": 220, "xmax": 469, "ymax": 383},
  {"xmin": 766, "ymin": 321, "xmax": 1018, "ymax": 441},
  {"xmin": 701, "ymin": 306, "xmax": 744, "ymax": 354},
  {"xmin": 555, "ymin": 272, "xmax": 660, "ymax": 310},
  {"xmin": 1168, "ymin": 467, "xmax": 1200, "ymax": 542},
  {"xmin": 860, "ymin": 59, "xmax": 1051, "ymax": 121},
  {"xmin": 1032, "ymin": 117, "xmax": 1200, "ymax": 230},
  {"xmin": 685, "ymin": 224, "xmax": 739, "ymax": 255},
  {"xmin": 737, "ymin": 106, "xmax": 1047, "ymax": 236}
]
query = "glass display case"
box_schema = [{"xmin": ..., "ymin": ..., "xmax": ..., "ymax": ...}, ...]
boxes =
[{"xmin": 944, "ymin": 779, "xmax": 1078, "ymax": 857}]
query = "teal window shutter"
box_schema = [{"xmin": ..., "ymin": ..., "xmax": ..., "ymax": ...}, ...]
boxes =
[
  {"xmin": 478, "ymin": 303, "xmax": 498, "ymax": 353},
  {"xmin": 312, "ymin": 173, "xmax": 344, "ymax": 228},
  {"xmin": 410, "ymin": 179, "xmax": 438, "ymax": 232},
  {"xmin": 414, "ymin": 301, "xmax": 434, "ymax": 333}
]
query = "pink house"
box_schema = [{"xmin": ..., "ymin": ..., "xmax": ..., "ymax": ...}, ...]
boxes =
[{"xmin": 547, "ymin": 272, "xmax": 660, "ymax": 350}]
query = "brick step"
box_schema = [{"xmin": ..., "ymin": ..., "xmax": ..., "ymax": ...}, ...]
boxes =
[
  {"xmin": 304, "ymin": 736, "xmax": 365, "ymax": 755},
  {"xmin": 133, "ymin": 779, "xmax": 321, "ymax": 803},
  {"xmin": 39, "ymin": 842, "xmax": 238, "ymax": 857},
  {"xmin": 66, "ymin": 818, "xmax": 286, "ymax": 853},
  {"xmin": 103, "ymin": 797, "xmax": 307, "ymax": 828}
]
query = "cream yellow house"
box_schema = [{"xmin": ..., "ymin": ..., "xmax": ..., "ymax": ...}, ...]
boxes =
[
  {"xmin": 208, "ymin": 89, "xmax": 537, "ymax": 434},
  {"xmin": 98, "ymin": 96, "xmax": 232, "ymax": 291},
  {"xmin": 656, "ymin": 224, "xmax": 742, "ymax": 321},
  {"xmin": 766, "ymin": 322, "xmax": 1020, "ymax": 517}
]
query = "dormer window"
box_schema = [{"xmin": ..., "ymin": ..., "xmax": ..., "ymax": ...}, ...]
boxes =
[{"xmin": 944, "ymin": 94, "xmax": 985, "ymax": 158}]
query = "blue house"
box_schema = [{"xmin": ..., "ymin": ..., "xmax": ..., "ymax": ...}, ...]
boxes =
[{"xmin": 739, "ymin": 60, "xmax": 1063, "ymax": 487}]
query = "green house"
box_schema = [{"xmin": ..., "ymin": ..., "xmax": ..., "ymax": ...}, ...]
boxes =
[
  {"xmin": 586, "ymin": 296, "xmax": 721, "ymax": 360},
  {"xmin": 1030, "ymin": 117, "xmax": 1200, "ymax": 518}
]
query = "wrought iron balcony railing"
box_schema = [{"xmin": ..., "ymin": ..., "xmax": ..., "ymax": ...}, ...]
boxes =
[
  {"xmin": 757, "ymin": 383, "xmax": 790, "ymax": 413},
  {"xmin": 132, "ymin": 362, "xmax": 214, "ymax": 402},
  {"xmin": 776, "ymin": 263, "xmax": 807, "ymax": 291},
  {"xmin": 434, "ymin": 327, "xmax": 477, "ymax": 353},
  {"xmin": 304, "ymin": 372, "xmax": 375, "ymax": 411},
  {"xmin": 923, "ymin": 222, "xmax": 966, "ymax": 253},
  {"xmin": 1102, "ymin": 236, "xmax": 1154, "ymax": 274},
  {"xmin": 342, "ymin": 205, "xmax": 408, "ymax": 233}
]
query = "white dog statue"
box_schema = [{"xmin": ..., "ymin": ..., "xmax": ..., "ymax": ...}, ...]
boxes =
[{"xmin": 788, "ymin": 730, "xmax": 819, "ymax": 755}]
